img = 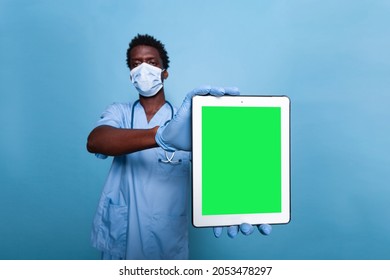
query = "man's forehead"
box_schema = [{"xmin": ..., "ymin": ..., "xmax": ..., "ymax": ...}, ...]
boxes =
[{"xmin": 130, "ymin": 45, "xmax": 160, "ymax": 59}]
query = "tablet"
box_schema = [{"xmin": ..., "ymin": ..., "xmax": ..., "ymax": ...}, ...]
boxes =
[{"xmin": 192, "ymin": 95, "xmax": 290, "ymax": 227}]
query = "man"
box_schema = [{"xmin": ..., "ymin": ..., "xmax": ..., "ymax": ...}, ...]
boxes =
[{"xmin": 87, "ymin": 34, "xmax": 269, "ymax": 260}]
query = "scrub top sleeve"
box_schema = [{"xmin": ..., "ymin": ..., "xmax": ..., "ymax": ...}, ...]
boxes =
[
  {"xmin": 93, "ymin": 103, "xmax": 126, "ymax": 160},
  {"xmin": 96, "ymin": 103, "xmax": 125, "ymax": 129}
]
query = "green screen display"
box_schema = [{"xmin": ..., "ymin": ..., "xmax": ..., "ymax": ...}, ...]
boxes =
[{"xmin": 202, "ymin": 106, "xmax": 282, "ymax": 215}]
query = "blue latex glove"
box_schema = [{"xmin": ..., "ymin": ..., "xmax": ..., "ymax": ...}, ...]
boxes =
[
  {"xmin": 213, "ymin": 224, "xmax": 272, "ymax": 238},
  {"xmin": 155, "ymin": 86, "xmax": 240, "ymax": 151}
]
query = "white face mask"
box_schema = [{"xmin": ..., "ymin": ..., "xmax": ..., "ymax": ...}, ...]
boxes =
[{"xmin": 130, "ymin": 63, "xmax": 164, "ymax": 97}]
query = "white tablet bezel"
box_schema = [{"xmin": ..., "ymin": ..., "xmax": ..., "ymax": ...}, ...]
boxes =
[{"xmin": 192, "ymin": 95, "xmax": 290, "ymax": 227}]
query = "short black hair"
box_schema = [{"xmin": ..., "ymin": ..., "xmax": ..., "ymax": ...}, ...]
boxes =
[{"xmin": 126, "ymin": 34, "xmax": 170, "ymax": 70}]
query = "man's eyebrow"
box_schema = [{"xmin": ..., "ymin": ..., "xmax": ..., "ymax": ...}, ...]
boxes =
[{"xmin": 131, "ymin": 55, "xmax": 158, "ymax": 60}]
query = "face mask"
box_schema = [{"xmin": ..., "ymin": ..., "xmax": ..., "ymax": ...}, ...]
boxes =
[{"xmin": 130, "ymin": 63, "xmax": 164, "ymax": 97}]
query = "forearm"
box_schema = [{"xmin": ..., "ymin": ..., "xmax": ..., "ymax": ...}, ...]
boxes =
[{"xmin": 86, "ymin": 125, "xmax": 159, "ymax": 156}]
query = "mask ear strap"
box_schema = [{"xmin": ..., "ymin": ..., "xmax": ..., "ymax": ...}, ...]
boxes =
[
  {"xmin": 162, "ymin": 68, "xmax": 168, "ymax": 80},
  {"xmin": 159, "ymin": 151, "xmax": 182, "ymax": 164},
  {"xmin": 164, "ymin": 151, "xmax": 175, "ymax": 162}
]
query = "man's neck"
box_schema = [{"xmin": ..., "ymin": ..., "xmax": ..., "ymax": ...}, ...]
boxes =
[{"xmin": 139, "ymin": 90, "xmax": 166, "ymax": 122}]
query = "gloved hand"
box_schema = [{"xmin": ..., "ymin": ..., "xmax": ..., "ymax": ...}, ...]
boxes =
[
  {"xmin": 155, "ymin": 86, "xmax": 240, "ymax": 151},
  {"xmin": 213, "ymin": 224, "xmax": 272, "ymax": 238}
]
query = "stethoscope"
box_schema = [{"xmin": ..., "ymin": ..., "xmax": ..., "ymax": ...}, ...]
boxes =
[{"xmin": 131, "ymin": 100, "xmax": 181, "ymax": 164}]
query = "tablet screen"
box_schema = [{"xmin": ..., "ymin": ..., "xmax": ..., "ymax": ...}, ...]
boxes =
[{"xmin": 192, "ymin": 95, "xmax": 290, "ymax": 227}]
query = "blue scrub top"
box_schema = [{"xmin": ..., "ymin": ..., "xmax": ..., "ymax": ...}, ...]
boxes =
[{"xmin": 90, "ymin": 101, "xmax": 191, "ymax": 259}]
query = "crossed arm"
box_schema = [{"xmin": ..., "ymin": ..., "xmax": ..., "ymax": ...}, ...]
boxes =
[{"xmin": 86, "ymin": 125, "xmax": 159, "ymax": 156}]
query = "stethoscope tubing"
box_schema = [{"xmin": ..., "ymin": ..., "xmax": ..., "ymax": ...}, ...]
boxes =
[{"xmin": 131, "ymin": 100, "xmax": 179, "ymax": 164}]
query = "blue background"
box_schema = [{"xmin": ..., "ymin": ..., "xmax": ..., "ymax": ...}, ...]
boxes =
[{"xmin": 1, "ymin": 0, "xmax": 389, "ymax": 259}]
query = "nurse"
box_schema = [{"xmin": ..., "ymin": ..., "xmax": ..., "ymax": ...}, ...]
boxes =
[{"xmin": 87, "ymin": 34, "xmax": 269, "ymax": 260}]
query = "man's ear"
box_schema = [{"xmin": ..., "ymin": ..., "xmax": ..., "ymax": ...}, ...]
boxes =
[{"xmin": 162, "ymin": 70, "xmax": 169, "ymax": 80}]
